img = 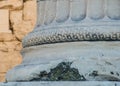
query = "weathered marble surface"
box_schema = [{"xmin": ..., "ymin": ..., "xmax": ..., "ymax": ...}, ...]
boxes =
[
  {"xmin": 6, "ymin": 0, "xmax": 120, "ymax": 82},
  {"xmin": 0, "ymin": 81, "xmax": 120, "ymax": 86},
  {"xmin": 6, "ymin": 42, "xmax": 120, "ymax": 81}
]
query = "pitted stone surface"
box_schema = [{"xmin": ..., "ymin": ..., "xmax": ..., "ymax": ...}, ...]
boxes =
[{"xmin": 0, "ymin": 0, "xmax": 36, "ymax": 82}]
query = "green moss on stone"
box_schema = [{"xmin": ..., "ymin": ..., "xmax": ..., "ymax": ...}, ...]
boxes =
[{"xmin": 30, "ymin": 62, "xmax": 86, "ymax": 81}]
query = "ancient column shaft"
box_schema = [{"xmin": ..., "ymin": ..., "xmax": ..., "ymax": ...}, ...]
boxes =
[
  {"xmin": 23, "ymin": 0, "xmax": 120, "ymax": 48},
  {"xmin": 36, "ymin": 0, "xmax": 120, "ymax": 25},
  {"xmin": 36, "ymin": 0, "xmax": 120, "ymax": 24}
]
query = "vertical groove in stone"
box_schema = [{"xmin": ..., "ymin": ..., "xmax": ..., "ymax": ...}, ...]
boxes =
[
  {"xmin": 88, "ymin": 0, "xmax": 105, "ymax": 20},
  {"xmin": 44, "ymin": 0, "xmax": 56, "ymax": 25},
  {"xmin": 56, "ymin": 0, "xmax": 70, "ymax": 23},
  {"xmin": 107, "ymin": 0, "xmax": 120, "ymax": 20},
  {"xmin": 70, "ymin": 0, "xmax": 86, "ymax": 21},
  {"xmin": 36, "ymin": 1, "xmax": 45, "ymax": 26}
]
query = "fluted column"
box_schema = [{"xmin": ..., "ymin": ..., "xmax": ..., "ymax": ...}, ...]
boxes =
[
  {"xmin": 22, "ymin": 0, "xmax": 120, "ymax": 48},
  {"xmin": 71, "ymin": 0, "xmax": 87, "ymax": 21},
  {"xmin": 87, "ymin": 0, "xmax": 105, "ymax": 20},
  {"xmin": 107, "ymin": 0, "xmax": 120, "ymax": 20},
  {"xmin": 6, "ymin": 0, "xmax": 120, "ymax": 82},
  {"xmin": 36, "ymin": 0, "xmax": 120, "ymax": 27}
]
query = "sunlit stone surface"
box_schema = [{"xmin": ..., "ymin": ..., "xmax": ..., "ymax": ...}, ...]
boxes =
[{"xmin": 3, "ymin": 0, "xmax": 120, "ymax": 85}]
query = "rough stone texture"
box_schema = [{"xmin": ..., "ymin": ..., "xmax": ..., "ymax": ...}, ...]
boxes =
[
  {"xmin": 0, "ymin": 9, "xmax": 10, "ymax": 33},
  {"xmin": 0, "ymin": 81, "xmax": 120, "ymax": 86},
  {"xmin": 23, "ymin": 0, "xmax": 36, "ymax": 22},
  {"xmin": 0, "ymin": 0, "xmax": 23, "ymax": 10},
  {"xmin": 0, "ymin": 0, "xmax": 36, "ymax": 82}
]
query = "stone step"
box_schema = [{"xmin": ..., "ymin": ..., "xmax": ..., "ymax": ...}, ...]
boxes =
[{"xmin": 0, "ymin": 81, "xmax": 120, "ymax": 86}]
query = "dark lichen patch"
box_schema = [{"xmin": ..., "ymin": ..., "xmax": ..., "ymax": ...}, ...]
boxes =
[{"xmin": 30, "ymin": 62, "xmax": 86, "ymax": 81}]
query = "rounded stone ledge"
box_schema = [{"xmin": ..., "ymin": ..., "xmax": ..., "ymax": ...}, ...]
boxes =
[
  {"xmin": 6, "ymin": 42, "xmax": 120, "ymax": 82},
  {"xmin": 22, "ymin": 25, "xmax": 120, "ymax": 48},
  {"xmin": 0, "ymin": 81, "xmax": 120, "ymax": 86}
]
